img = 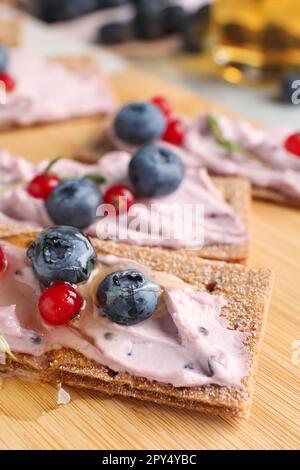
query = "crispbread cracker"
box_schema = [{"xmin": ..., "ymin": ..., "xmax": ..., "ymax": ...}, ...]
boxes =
[
  {"xmin": 0, "ymin": 176, "xmax": 251, "ymax": 263},
  {"xmin": 0, "ymin": 5, "xmax": 23, "ymax": 47},
  {"xmin": 252, "ymin": 187, "xmax": 300, "ymax": 208},
  {"xmin": 198, "ymin": 177, "xmax": 250, "ymax": 263},
  {"xmin": 0, "ymin": 55, "xmax": 115, "ymax": 131},
  {"xmin": 0, "ymin": 232, "xmax": 273, "ymax": 418}
]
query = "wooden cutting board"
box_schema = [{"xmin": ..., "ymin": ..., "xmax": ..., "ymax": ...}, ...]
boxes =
[{"xmin": 0, "ymin": 67, "xmax": 299, "ymax": 450}]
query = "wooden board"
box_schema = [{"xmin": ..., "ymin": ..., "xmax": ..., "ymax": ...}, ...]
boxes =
[{"xmin": 0, "ymin": 67, "xmax": 299, "ymax": 450}]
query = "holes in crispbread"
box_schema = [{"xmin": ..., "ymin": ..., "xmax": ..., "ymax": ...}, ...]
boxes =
[{"xmin": 206, "ymin": 281, "xmax": 217, "ymax": 293}]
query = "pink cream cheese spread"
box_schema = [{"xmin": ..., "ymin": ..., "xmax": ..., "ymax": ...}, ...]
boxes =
[
  {"xmin": 0, "ymin": 243, "xmax": 249, "ymax": 388},
  {"xmin": 184, "ymin": 113, "xmax": 300, "ymax": 199},
  {"xmin": 0, "ymin": 150, "xmax": 247, "ymax": 248},
  {"xmin": 0, "ymin": 52, "xmax": 115, "ymax": 127}
]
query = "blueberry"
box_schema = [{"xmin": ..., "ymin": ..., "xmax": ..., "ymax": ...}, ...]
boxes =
[
  {"xmin": 96, "ymin": 269, "xmax": 159, "ymax": 325},
  {"xmin": 0, "ymin": 45, "xmax": 8, "ymax": 73},
  {"xmin": 280, "ymin": 71, "xmax": 300, "ymax": 104},
  {"xmin": 27, "ymin": 226, "xmax": 97, "ymax": 286},
  {"xmin": 114, "ymin": 102, "xmax": 166, "ymax": 146},
  {"xmin": 162, "ymin": 5, "xmax": 184, "ymax": 35},
  {"xmin": 39, "ymin": 0, "xmax": 99, "ymax": 23},
  {"xmin": 46, "ymin": 178, "xmax": 102, "ymax": 229},
  {"xmin": 134, "ymin": 0, "xmax": 164, "ymax": 40},
  {"xmin": 129, "ymin": 144, "xmax": 185, "ymax": 197},
  {"xmin": 181, "ymin": 5, "xmax": 210, "ymax": 53},
  {"xmin": 98, "ymin": 22, "xmax": 133, "ymax": 45},
  {"xmin": 98, "ymin": 0, "xmax": 129, "ymax": 7}
]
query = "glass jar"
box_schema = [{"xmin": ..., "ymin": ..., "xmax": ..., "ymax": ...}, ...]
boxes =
[{"xmin": 212, "ymin": 0, "xmax": 300, "ymax": 81}]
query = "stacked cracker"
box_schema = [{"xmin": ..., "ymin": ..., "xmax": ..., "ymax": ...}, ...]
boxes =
[{"xmin": 0, "ymin": 34, "xmax": 274, "ymax": 418}]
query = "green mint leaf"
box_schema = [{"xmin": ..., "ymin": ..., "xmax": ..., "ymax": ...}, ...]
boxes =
[
  {"xmin": 83, "ymin": 174, "xmax": 106, "ymax": 184},
  {"xmin": 207, "ymin": 114, "xmax": 241, "ymax": 153}
]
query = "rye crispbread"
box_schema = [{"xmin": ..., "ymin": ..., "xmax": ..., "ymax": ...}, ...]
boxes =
[
  {"xmin": 0, "ymin": 176, "xmax": 251, "ymax": 263},
  {"xmin": 252, "ymin": 187, "xmax": 300, "ymax": 208},
  {"xmin": 0, "ymin": 4, "xmax": 23, "ymax": 47},
  {"xmin": 0, "ymin": 231, "xmax": 273, "ymax": 418},
  {"xmin": 0, "ymin": 55, "xmax": 115, "ymax": 131},
  {"xmin": 75, "ymin": 115, "xmax": 300, "ymax": 209},
  {"xmin": 74, "ymin": 121, "xmax": 251, "ymax": 263}
]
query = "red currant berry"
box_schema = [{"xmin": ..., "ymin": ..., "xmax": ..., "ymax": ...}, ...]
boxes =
[
  {"xmin": 0, "ymin": 73, "xmax": 15, "ymax": 92},
  {"xmin": 103, "ymin": 185, "xmax": 136, "ymax": 215},
  {"xmin": 38, "ymin": 282, "xmax": 84, "ymax": 326},
  {"xmin": 0, "ymin": 246, "xmax": 7, "ymax": 274},
  {"xmin": 151, "ymin": 96, "xmax": 173, "ymax": 118},
  {"xmin": 162, "ymin": 118, "xmax": 184, "ymax": 146},
  {"xmin": 27, "ymin": 174, "xmax": 61, "ymax": 200},
  {"xmin": 284, "ymin": 133, "xmax": 300, "ymax": 157}
]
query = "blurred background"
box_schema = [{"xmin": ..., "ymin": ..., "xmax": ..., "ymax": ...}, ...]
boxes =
[{"xmin": 2, "ymin": 0, "xmax": 300, "ymax": 125}]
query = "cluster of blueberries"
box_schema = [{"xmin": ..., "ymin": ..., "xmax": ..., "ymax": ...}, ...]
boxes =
[
  {"xmin": 98, "ymin": 0, "xmax": 210, "ymax": 52},
  {"xmin": 30, "ymin": 2, "xmax": 299, "ymax": 101},
  {"xmin": 37, "ymin": 0, "xmax": 125, "ymax": 22},
  {"xmin": 28, "ymin": 225, "xmax": 159, "ymax": 325},
  {"xmin": 43, "ymin": 102, "xmax": 184, "ymax": 227},
  {"xmin": 36, "ymin": 0, "xmax": 210, "ymax": 52},
  {"xmin": 25, "ymin": 102, "xmax": 185, "ymax": 325}
]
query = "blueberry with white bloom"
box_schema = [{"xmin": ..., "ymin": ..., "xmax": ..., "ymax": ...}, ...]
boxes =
[
  {"xmin": 114, "ymin": 101, "xmax": 166, "ymax": 146},
  {"xmin": 129, "ymin": 144, "xmax": 185, "ymax": 197},
  {"xmin": 46, "ymin": 178, "xmax": 102, "ymax": 229}
]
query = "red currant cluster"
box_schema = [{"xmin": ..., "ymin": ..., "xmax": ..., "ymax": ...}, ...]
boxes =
[{"xmin": 151, "ymin": 96, "xmax": 185, "ymax": 146}]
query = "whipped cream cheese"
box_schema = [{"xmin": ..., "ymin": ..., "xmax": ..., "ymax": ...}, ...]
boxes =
[
  {"xmin": 0, "ymin": 150, "xmax": 247, "ymax": 248},
  {"xmin": 184, "ymin": 113, "xmax": 300, "ymax": 199},
  {"xmin": 0, "ymin": 52, "xmax": 115, "ymax": 127},
  {"xmin": 0, "ymin": 242, "xmax": 249, "ymax": 388}
]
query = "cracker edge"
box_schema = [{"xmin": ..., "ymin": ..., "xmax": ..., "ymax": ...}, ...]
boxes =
[{"xmin": 252, "ymin": 187, "xmax": 300, "ymax": 208}]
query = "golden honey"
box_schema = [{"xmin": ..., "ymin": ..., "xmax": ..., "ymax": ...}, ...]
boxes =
[{"xmin": 212, "ymin": 0, "xmax": 300, "ymax": 78}]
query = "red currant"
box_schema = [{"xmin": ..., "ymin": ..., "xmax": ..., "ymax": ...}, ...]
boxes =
[
  {"xmin": 38, "ymin": 281, "xmax": 84, "ymax": 326},
  {"xmin": 103, "ymin": 185, "xmax": 136, "ymax": 215},
  {"xmin": 0, "ymin": 246, "xmax": 7, "ymax": 274},
  {"xmin": 162, "ymin": 118, "xmax": 184, "ymax": 146},
  {"xmin": 284, "ymin": 133, "xmax": 300, "ymax": 157},
  {"xmin": 0, "ymin": 73, "xmax": 15, "ymax": 93},
  {"xmin": 151, "ymin": 96, "xmax": 173, "ymax": 118},
  {"xmin": 27, "ymin": 174, "xmax": 61, "ymax": 200}
]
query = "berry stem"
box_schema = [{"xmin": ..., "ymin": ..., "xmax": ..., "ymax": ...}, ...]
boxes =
[{"xmin": 44, "ymin": 156, "xmax": 63, "ymax": 175}]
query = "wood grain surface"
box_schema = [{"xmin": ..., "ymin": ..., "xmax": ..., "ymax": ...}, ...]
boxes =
[{"xmin": 0, "ymin": 67, "xmax": 299, "ymax": 450}]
